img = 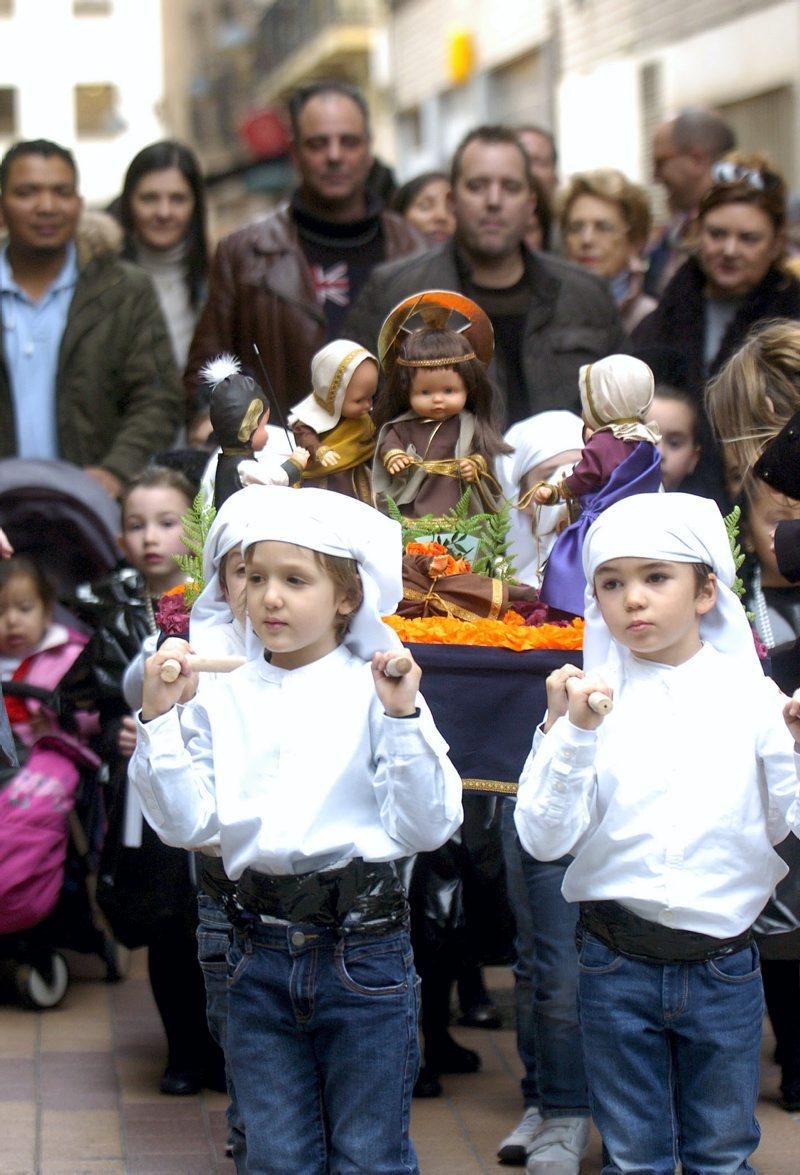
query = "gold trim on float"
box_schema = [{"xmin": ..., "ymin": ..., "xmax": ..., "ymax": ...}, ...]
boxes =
[{"xmin": 461, "ymin": 778, "xmax": 518, "ymax": 795}]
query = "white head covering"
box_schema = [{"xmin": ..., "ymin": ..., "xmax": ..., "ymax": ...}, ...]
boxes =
[
  {"xmin": 581, "ymin": 492, "xmax": 760, "ymax": 679},
  {"xmin": 496, "ymin": 412, "xmax": 585, "ymax": 587},
  {"xmin": 579, "ymin": 354, "xmax": 659, "ymax": 444},
  {"xmin": 190, "ymin": 485, "xmax": 277, "ymax": 644},
  {"xmin": 289, "ymin": 339, "xmax": 377, "ymax": 434},
  {"xmin": 241, "ymin": 486, "xmax": 403, "ymax": 662}
]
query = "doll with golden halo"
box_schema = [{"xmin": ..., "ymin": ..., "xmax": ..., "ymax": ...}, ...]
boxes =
[
  {"xmin": 203, "ymin": 355, "xmax": 309, "ymax": 507},
  {"xmin": 289, "ymin": 340, "xmax": 379, "ymax": 502},
  {"xmin": 371, "ymin": 291, "xmax": 511, "ymax": 518}
]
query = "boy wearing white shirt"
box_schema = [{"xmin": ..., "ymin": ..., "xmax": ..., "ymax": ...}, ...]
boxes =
[
  {"xmin": 515, "ymin": 493, "xmax": 800, "ymax": 1173},
  {"xmin": 130, "ymin": 487, "xmax": 462, "ymax": 1175}
]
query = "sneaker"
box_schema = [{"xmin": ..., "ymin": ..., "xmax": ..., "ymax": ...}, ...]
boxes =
[
  {"xmin": 525, "ymin": 1116, "xmax": 590, "ymax": 1174},
  {"xmin": 497, "ymin": 1106, "xmax": 544, "ymax": 1165}
]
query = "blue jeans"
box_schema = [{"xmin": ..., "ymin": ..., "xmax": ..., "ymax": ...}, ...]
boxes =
[
  {"xmin": 502, "ymin": 799, "xmax": 588, "ymax": 1118},
  {"xmin": 226, "ymin": 921, "xmax": 420, "ymax": 1174},
  {"xmin": 501, "ymin": 797, "xmax": 538, "ymax": 1105},
  {"xmin": 577, "ymin": 929, "xmax": 763, "ymax": 1173},
  {"xmin": 196, "ymin": 894, "xmax": 246, "ymax": 1170}
]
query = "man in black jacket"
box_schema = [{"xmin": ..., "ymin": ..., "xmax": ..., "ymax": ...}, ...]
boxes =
[{"xmin": 345, "ymin": 126, "xmax": 624, "ymax": 425}]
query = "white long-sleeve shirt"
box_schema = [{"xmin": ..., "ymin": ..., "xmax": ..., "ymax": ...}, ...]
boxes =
[
  {"xmin": 515, "ymin": 643, "xmax": 800, "ymax": 938},
  {"xmin": 130, "ymin": 643, "xmax": 463, "ymax": 879}
]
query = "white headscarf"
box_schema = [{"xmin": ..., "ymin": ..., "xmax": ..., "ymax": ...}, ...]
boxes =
[
  {"xmin": 289, "ymin": 339, "xmax": 377, "ymax": 434},
  {"xmin": 241, "ymin": 486, "xmax": 403, "ymax": 662},
  {"xmin": 581, "ymin": 492, "xmax": 760, "ymax": 678},
  {"xmin": 579, "ymin": 354, "xmax": 660, "ymax": 444},
  {"xmin": 496, "ymin": 411, "xmax": 585, "ymax": 587},
  {"xmin": 190, "ymin": 485, "xmax": 277, "ymax": 645}
]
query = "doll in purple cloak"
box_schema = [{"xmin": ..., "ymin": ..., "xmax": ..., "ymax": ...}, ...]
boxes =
[{"xmin": 531, "ymin": 354, "xmax": 662, "ymax": 616}]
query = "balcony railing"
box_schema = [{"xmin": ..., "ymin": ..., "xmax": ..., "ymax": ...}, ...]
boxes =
[{"xmin": 255, "ymin": 0, "xmax": 380, "ymax": 76}]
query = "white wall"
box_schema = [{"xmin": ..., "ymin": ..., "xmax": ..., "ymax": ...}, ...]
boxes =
[{"xmin": 1, "ymin": 0, "xmax": 166, "ymax": 205}]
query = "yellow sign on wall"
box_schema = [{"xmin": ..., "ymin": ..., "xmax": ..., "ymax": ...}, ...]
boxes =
[{"xmin": 447, "ymin": 26, "xmax": 474, "ymax": 86}]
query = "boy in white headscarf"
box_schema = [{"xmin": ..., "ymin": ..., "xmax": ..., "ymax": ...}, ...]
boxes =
[
  {"xmin": 129, "ymin": 486, "xmax": 462, "ymax": 1175},
  {"xmin": 515, "ymin": 492, "xmax": 800, "ymax": 1172}
]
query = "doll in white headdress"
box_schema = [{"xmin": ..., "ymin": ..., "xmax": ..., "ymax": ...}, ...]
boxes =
[
  {"xmin": 289, "ymin": 340, "xmax": 379, "ymax": 501},
  {"xmin": 533, "ymin": 354, "xmax": 663, "ymax": 615}
]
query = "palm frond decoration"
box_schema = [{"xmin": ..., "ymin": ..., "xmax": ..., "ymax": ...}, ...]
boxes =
[
  {"xmin": 175, "ymin": 492, "xmax": 216, "ymax": 607},
  {"xmin": 388, "ymin": 494, "xmax": 516, "ymax": 581}
]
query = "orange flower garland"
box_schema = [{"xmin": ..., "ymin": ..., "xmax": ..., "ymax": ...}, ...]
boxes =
[
  {"xmin": 405, "ymin": 541, "xmax": 471, "ymax": 576},
  {"xmin": 384, "ymin": 611, "xmax": 584, "ymax": 652}
]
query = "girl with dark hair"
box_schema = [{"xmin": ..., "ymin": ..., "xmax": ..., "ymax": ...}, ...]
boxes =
[
  {"xmin": 117, "ymin": 140, "xmax": 209, "ymax": 370},
  {"xmin": 372, "ymin": 325, "xmax": 510, "ymax": 517}
]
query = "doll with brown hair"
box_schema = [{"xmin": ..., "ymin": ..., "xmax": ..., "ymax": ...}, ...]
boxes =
[
  {"xmin": 289, "ymin": 340, "xmax": 379, "ymax": 502},
  {"xmin": 372, "ymin": 292, "xmax": 510, "ymax": 518},
  {"xmin": 203, "ymin": 355, "xmax": 309, "ymax": 507}
]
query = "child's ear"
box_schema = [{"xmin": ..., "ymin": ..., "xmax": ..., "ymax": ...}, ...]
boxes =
[
  {"xmin": 695, "ymin": 572, "xmax": 718, "ymax": 616},
  {"xmin": 336, "ymin": 592, "xmax": 359, "ymax": 619}
]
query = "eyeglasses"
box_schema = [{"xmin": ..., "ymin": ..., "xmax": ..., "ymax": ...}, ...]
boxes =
[{"xmin": 711, "ymin": 161, "xmax": 781, "ymax": 192}]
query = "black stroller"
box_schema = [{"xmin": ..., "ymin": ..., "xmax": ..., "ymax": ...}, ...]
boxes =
[{"xmin": 0, "ymin": 460, "xmax": 122, "ymax": 1008}]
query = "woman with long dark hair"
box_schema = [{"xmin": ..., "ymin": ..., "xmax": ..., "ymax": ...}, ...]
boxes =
[{"xmin": 117, "ymin": 140, "xmax": 208, "ymax": 371}]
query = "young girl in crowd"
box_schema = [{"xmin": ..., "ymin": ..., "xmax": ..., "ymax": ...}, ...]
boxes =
[
  {"xmin": 533, "ymin": 354, "xmax": 662, "ymax": 615},
  {"xmin": 372, "ymin": 326, "xmax": 510, "ymax": 517},
  {"xmin": 496, "ymin": 410, "xmax": 584, "ymax": 587},
  {"xmin": 649, "ymin": 385, "xmax": 702, "ymax": 492},
  {"xmin": 130, "ymin": 486, "xmax": 463, "ymax": 1174},
  {"xmin": 740, "ymin": 473, "xmax": 800, "ymax": 1114},
  {"xmin": 515, "ymin": 492, "xmax": 799, "ymax": 1172},
  {"xmin": 289, "ymin": 339, "xmax": 379, "ymax": 501},
  {"xmin": 107, "ymin": 467, "xmax": 224, "ymax": 1097},
  {"xmin": 0, "ymin": 556, "xmax": 92, "ymax": 752}
]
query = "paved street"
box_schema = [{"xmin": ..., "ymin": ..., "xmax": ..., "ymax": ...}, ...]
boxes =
[{"xmin": 1, "ymin": 953, "xmax": 799, "ymax": 1173}]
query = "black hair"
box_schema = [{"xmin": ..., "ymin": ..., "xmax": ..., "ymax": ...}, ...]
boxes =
[
  {"xmin": 0, "ymin": 554, "xmax": 56, "ymax": 611},
  {"xmin": 0, "ymin": 139, "xmax": 78, "ymax": 193},
  {"xmin": 287, "ymin": 80, "xmax": 370, "ymax": 138},
  {"xmin": 516, "ymin": 124, "xmax": 558, "ymax": 167},
  {"xmin": 118, "ymin": 140, "xmax": 208, "ymax": 308},
  {"xmin": 373, "ymin": 328, "xmax": 511, "ymax": 458},
  {"xmin": 653, "ymin": 383, "xmax": 700, "ymax": 443},
  {"xmin": 391, "ymin": 171, "xmax": 449, "ymax": 216}
]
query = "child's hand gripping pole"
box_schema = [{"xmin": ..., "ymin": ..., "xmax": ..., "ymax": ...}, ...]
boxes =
[
  {"xmin": 382, "ymin": 651, "xmax": 413, "ymax": 678},
  {"xmin": 160, "ymin": 655, "xmax": 246, "ymax": 682},
  {"xmin": 372, "ymin": 649, "xmax": 420, "ymax": 717}
]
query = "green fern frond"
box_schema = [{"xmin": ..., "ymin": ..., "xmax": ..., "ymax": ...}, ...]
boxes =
[
  {"xmin": 176, "ymin": 493, "xmax": 216, "ymax": 607},
  {"xmin": 724, "ymin": 505, "xmax": 747, "ymax": 600}
]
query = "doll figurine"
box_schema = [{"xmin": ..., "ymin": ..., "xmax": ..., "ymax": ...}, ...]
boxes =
[
  {"xmin": 372, "ymin": 291, "xmax": 510, "ymax": 518},
  {"xmin": 289, "ymin": 341, "xmax": 379, "ymax": 502},
  {"xmin": 203, "ymin": 355, "xmax": 309, "ymax": 508},
  {"xmin": 534, "ymin": 353, "xmax": 663, "ymax": 615}
]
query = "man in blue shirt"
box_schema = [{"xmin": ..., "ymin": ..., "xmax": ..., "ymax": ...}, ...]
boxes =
[{"xmin": 0, "ymin": 140, "xmax": 181, "ymax": 498}]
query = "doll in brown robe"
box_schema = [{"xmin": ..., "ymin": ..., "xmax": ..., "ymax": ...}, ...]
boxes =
[
  {"xmin": 289, "ymin": 341, "xmax": 379, "ymax": 502},
  {"xmin": 372, "ymin": 316, "xmax": 510, "ymax": 519}
]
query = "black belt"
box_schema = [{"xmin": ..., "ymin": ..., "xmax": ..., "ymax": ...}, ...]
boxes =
[
  {"xmin": 236, "ymin": 858, "xmax": 408, "ymax": 932},
  {"xmin": 579, "ymin": 900, "xmax": 753, "ymax": 964},
  {"xmin": 198, "ymin": 854, "xmax": 237, "ymax": 911}
]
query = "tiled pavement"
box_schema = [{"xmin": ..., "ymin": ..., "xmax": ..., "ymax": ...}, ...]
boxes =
[{"xmin": 2, "ymin": 951, "xmax": 800, "ymax": 1174}]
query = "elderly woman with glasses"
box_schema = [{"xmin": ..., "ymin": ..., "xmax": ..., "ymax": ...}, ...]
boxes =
[{"xmin": 560, "ymin": 168, "xmax": 656, "ymax": 331}]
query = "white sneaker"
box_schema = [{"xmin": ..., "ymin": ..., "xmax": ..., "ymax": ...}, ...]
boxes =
[
  {"xmin": 497, "ymin": 1106, "xmax": 544, "ymax": 1165},
  {"xmin": 525, "ymin": 1116, "xmax": 590, "ymax": 1174}
]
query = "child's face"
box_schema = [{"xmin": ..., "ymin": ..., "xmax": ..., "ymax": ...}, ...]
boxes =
[
  {"xmin": 0, "ymin": 572, "xmax": 51, "ymax": 658},
  {"xmin": 120, "ymin": 486, "xmax": 189, "ymax": 592},
  {"xmin": 594, "ymin": 557, "xmax": 716, "ymax": 666},
  {"xmin": 650, "ymin": 397, "xmax": 700, "ymax": 491},
  {"xmin": 341, "ymin": 359, "xmax": 378, "ymax": 419},
  {"xmin": 409, "ymin": 368, "xmax": 467, "ymax": 420},
  {"xmin": 250, "ymin": 410, "xmax": 270, "ymax": 452},
  {"xmin": 745, "ymin": 479, "xmax": 800, "ymax": 588},
  {"xmin": 245, "ymin": 541, "xmax": 354, "ymax": 670},
  {"xmin": 220, "ymin": 546, "xmax": 248, "ymax": 625}
]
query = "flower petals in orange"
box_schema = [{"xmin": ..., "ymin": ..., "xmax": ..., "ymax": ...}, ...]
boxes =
[{"xmin": 383, "ymin": 611, "xmax": 584, "ymax": 651}]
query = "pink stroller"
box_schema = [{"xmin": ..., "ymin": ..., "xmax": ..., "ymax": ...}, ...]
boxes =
[{"xmin": 0, "ymin": 460, "xmax": 122, "ymax": 1008}]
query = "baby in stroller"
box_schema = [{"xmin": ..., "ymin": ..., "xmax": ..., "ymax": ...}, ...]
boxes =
[{"xmin": 0, "ymin": 462, "xmax": 120, "ymax": 1009}]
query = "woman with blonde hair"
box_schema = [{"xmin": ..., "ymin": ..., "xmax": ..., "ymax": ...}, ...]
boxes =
[
  {"xmin": 560, "ymin": 169, "xmax": 655, "ymax": 331},
  {"xmin": 706, "ymin": 318, "xmax": 800, "ymax": 497}
]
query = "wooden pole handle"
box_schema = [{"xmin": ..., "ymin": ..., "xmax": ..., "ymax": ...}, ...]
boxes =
[
  {"xmin": 587, "ymin": 690, "xmax": 613, "ymax": 716},
  {"xmin": 160, "ymin": 655, "xmax": 246, "ymax": 683},
  {"xmin": 383, "ymin": 651, "xmax": 413, "ymax": 678}
]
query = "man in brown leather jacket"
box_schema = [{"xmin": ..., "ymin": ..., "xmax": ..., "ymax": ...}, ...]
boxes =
[{"xmin": 185, "ymin": 80, "xmax": 422, "ymax": 422}]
